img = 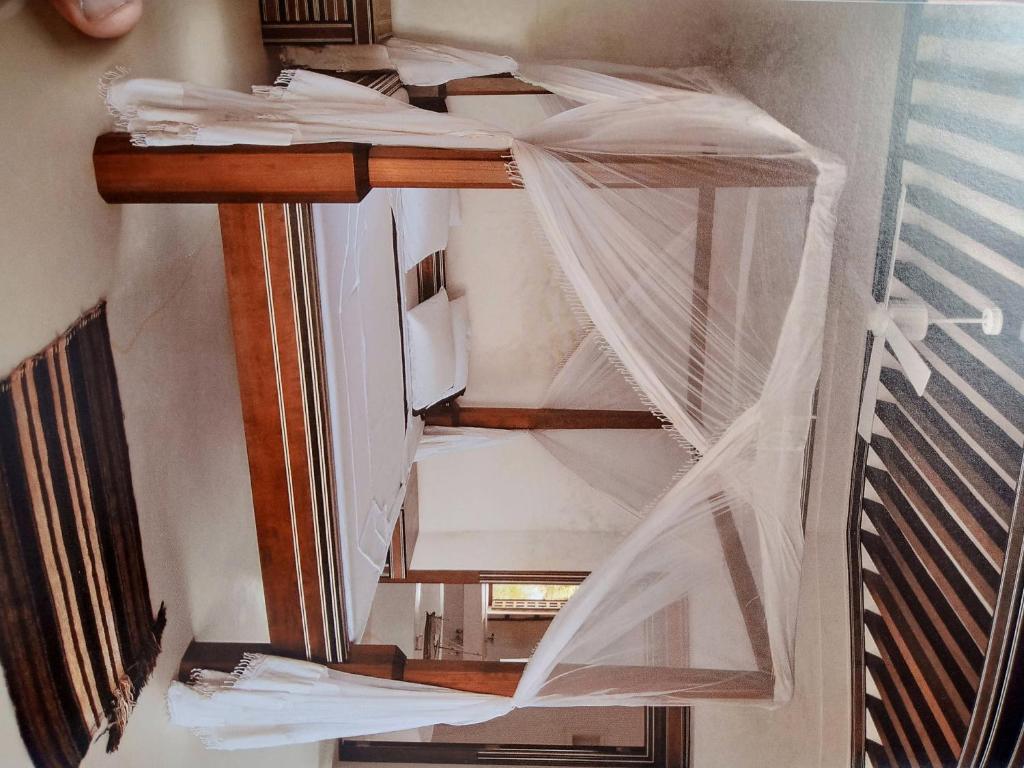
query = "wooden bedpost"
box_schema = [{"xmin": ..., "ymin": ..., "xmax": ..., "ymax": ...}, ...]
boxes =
[{"xmin": 218, "ymin": 202, "xmax": 349, "ymax": 664}]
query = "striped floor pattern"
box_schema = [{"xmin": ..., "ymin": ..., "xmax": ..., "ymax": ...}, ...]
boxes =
[{"xmin": 852, "ymin": 5, "xmax": 1024, "ymax": 768}]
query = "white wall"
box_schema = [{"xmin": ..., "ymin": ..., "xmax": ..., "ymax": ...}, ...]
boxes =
[
  {"xmin": 484, "ymin": 618, "xmax": 549, "ymax": 662},
  {"xmin": 412, "ymin": 434, "xmax": 633, "ymax": 571},
  {"xmin": 0, "ymin": 2, "xmax": 323, "ymax": 766},
  {"xmin": 433, "ymin": 706, "xmax": 645, "ymax": 747},
  {"xmin": 362, "ymin": 584, "xmax": 420, "ymax": 656}
]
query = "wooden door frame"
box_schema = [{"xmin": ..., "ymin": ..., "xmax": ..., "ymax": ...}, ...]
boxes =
[{"xmin": 338, "ymin": 707, "xmax": 690, "ymax": 768}]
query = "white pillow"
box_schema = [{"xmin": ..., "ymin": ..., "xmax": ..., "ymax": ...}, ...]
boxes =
[
  {"xmin": 391, "ymin": 188, "xmax": 456, "ymax": 271},
  {"xmin": 450, "ymin": 296, "xmax": 470, "ymax": 395},
  {"xmin": 406, "ymin": 288, "xmax": 456, "ymax": 411}
]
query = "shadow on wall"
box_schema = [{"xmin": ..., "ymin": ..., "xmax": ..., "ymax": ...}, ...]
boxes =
[{"xmin": 391, "ymin": 0, "xmax": 739, "ymax": 68}]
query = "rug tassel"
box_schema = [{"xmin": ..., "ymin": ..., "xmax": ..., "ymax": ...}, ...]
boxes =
[{"xmin": 104, "ymin": 602, "xmax": 166, "ymax": 753}]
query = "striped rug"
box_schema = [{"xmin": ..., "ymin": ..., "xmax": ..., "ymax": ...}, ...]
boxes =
[{"xmin": 0, "ymin": 303, "xmax": 165, "ymax": 767}]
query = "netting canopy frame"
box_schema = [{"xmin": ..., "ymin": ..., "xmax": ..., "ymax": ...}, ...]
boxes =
[{"xmin": 94, "ymin": 38, "xmax": 845, "ymax": 749}]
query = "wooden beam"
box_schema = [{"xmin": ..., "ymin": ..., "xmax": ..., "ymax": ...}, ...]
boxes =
[
  {"xmin": 686, "ymin": 186, "xmax": 715, "ymax": 427},
  {"xmin": 179, "ymin": 641, "xmax": 406, "ymax": 682},
  {"xmin": 367, "ymin": 146, "xmax": 513, "ymax": 189},
  {"xmin": 403, "ymin": 661, "xmax": 525, "ymax": 696},
  {"xmin": 93, "ymin": 133, "xmax": 370, "ymax": 204},
  {"xmin": 179, "ymin": 642, "xmax": 772, "ymax": 699},
  {"xmin": 382, "ymin": 570, "xmax": 589, "ymax": 584},
  {"xmin": 444, "ymin": 75, "xmax": 550, "ymax": 97},
  {"xmin": 179, "ymin": 641, "xmax": 525, "ymax": 697},
  {"xmin": 94, "ymin": 134, "xmax": 817, "ymax": 203},
  {"xmin": 712, "ymin": 501, "xmax": 773, "ymax": 675},
  {"xmin": 424, "ymin": 406, "xmax": 664, "ymax": 430}
]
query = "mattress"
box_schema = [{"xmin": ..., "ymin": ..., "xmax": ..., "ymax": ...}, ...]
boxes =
[{"xmin": 313, "ymin": 190, "xmax": 423, "ymax": 643}]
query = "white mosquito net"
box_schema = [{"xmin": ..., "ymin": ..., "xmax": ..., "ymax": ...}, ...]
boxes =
[{"xmin": 104, "ymin": 38, "xmax": 845, "ymax": 748}]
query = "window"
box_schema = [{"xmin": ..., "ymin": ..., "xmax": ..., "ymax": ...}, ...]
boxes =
[{"xmin": 487, "ymin": 583, "xmax": 579, "ymax": 615}]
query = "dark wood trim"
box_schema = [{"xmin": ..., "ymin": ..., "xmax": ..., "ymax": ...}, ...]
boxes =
[
  {"xmin": 382, "ymin": 570, "xmax": 590, "ymax": 585},
  {"xmin": 424, "ymin": 405, "xmax": 663, "ymax": 430},
  {"xmin": 862, "ymin": 503, "xmax": 984, "ymax": 685},
  {"xmin": 846, "ymin": 435, "xmax": 869, "ymax": 768},
  {"xmin": 865, "ymin": 466, "xmax": 991, "ymax": 649},
  {"xmin": 339, "ymin": 707, "xmax": 690, "ymax": 768},
  {"xmin": 219, "ymin": 203, "xmax": 347, "ymax": 663},
  {"xmin": 93, "ymin": 133, "xmax": 370, "ymax": 204}
]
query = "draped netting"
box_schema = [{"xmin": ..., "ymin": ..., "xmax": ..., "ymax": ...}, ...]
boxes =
[{"xmin": 107, "ymin": 38, "xmax": 845, "ymax": 748}]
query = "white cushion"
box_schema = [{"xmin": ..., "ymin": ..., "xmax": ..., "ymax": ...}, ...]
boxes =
[
  {"xmin": 450, "ymin": 296, "xmax": 470, "ymax": 394},
  {"xmin": 406, "ymin": 288, "xmax": 456, "ymax": 411},
  {"xmin": 392, "ymin": 188, "xmax": 457, "ymax": 271}
]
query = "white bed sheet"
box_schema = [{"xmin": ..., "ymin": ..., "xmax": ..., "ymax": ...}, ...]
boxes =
[{"xmin": 314, "ymin": 191, "xmax": 423, "ymax": 644}]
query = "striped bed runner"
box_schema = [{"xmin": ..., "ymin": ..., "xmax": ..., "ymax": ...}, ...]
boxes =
[
  {"xmin": 0, "ymin": 303, "xmax": 165, "ymax": 767},
  {"xmin": 259, "ymin": 0, "xmax": 391, "ymax": 44},
  {"xmin": 850, "ymin": 5, "xmax": 1024, "ymax": 768}
]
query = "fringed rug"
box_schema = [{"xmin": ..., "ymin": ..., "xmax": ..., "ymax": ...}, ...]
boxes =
[{"xmin": 0, "ymin": 303, "xmax": 165, "ymax": 767}]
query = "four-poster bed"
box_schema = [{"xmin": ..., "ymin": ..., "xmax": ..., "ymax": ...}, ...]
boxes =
[
  {"xmin": 92, "ymin": 90, "xmax": 811, "ymax": 673},
  {"xmin": 91, "ymin": 39, "xmax": 843, "ymax": 747}
]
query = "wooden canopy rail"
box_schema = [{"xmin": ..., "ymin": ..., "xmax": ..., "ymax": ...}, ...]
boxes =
[
  {"xmin": 93, "ymin": 73, "xmax": 815, "ymax": 700},
  {"xmin": 425, "ymin": 405, "xmax": 664, "ymax": 430},
  {"xmin": 178, "ymin": 641, "xmax": 772, "ymax": 700},
  {"xmin": 93, "ymin": 133, "xmax": 817, "ymax": 204}
]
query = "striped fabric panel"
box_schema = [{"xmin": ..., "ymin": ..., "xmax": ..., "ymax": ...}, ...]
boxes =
[
  {"xmin": 261, "ymin": 0, "xmax": 351, "ymax": 24},
  {"xmin": 852, "ymin": 6, "xmax": 1024, "ymax": 768},
  {"xmin": 0, "ymin": 304, "xmax": 165, "ymax": 767},
  {"xmin": 352, "ymin": 71, "xmax": 403, "ymax": 97},
  {"xmin": 259, "ymin": 0, "xmax": 389, "ymax": 44}
]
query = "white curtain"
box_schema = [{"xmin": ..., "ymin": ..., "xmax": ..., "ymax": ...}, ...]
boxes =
[
  {"xmin": 534, "ymin": 331, "xmax": 692, "ymax": 514},
  {"xmin": 414, "ymin": 425, "xmax": 518, "ymax": 461},
  {"xmin": 107, "ymin": 38, "xmax": 845, "ymax": 747}
]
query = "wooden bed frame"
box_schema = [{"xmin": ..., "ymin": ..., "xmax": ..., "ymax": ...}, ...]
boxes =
[{"xmin": 93, "ymin": 72, "xmax": 816, "ymax": 699}]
